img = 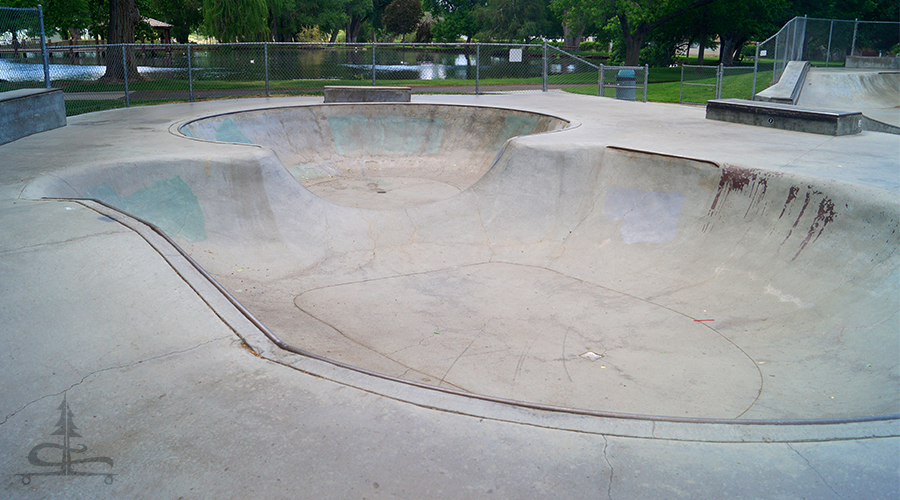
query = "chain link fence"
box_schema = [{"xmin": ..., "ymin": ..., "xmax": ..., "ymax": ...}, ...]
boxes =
[
  {"xmin": 679, "ymin": 64, "xmax": 757, "ymax": 104},
  {"xmin": 0, "ymin": 5, "xmax": 50, "ymax": 90},
  {"xmin": 752, "ymin": 16, "xmax": 900, "ymax": 95},
  {"xmin": 3, "ymin": 40, "xmax": 653, "ymax": 116}
]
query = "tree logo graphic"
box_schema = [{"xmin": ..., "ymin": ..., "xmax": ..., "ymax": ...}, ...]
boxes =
[{"xmin": 17, "ymin": 394, "xmax": 115, "ymax": 485}]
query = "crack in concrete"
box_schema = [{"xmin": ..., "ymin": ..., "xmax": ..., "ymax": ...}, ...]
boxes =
[
  {"xmin": 0, "ymin": 335, "xmax": 231, "ymax": 427},
  {"xmin": 439, "ymin": 329, "xmax": 481, "ymax": 388},
  {"xmin": 0, "ymin": 229, "xmax": 127, "ymax": 256},
  {"xmin": 787, "ymin": 443, "xmax": 842, "ymax": 499},
  {"xmin": 602, "ymin": 435, "xmax": 614, "ymax": 500}
]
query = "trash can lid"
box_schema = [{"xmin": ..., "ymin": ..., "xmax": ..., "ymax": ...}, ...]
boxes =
[{"xmin": 617, "ymin": 69, "xmax": 636, "ymax": 77}]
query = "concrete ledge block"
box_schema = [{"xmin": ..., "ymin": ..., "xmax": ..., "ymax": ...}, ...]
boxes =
[
  {"xmin": 846, "ymin": 55, "xmax": 900, "ymax": 70},
  {"xmin": 324, "ymin": 86, "xmax": 411, "ymax": 103},
  {"xmin": 0, "ymin": 88, "xmax": 66, "ymax": 145},
  {"xmin": 706, "ymin": 98, "xmax": 862, "ymax": 136}
]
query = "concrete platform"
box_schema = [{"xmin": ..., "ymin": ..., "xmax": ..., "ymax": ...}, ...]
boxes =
[
  {"xmin": 0, "ymin": 88, "xmax": 66, "ymax": 145},
  {"xmin": 324, "ymin": 85, "xmax": 412, "ymax": 103},
  {"xmin": 707, "ymin": 98, "xmax": 863, "ymax": 135},
  {"xmin": 1, "ymin": 93, "xmax": 897, "ymax": 498}
]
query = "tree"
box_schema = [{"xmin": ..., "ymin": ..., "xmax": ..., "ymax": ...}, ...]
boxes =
[
  {"xmin": 425, "ymin": 0, "xmax": 485, "ymax": 42},
  {"xmin": 0, "ymin": 0, "xmax": 43, "ymax": 42},
  {"xmin": 264, "ymin": 0, "xmax": 347, "ymax": 42},
  {"xmin": 715, "ymin": 0, "xmax": 789, "ymax": 66},
  {"xmin": 474, "ymin": 0, "xmax": 552, "ymax": 42},
  {"xmin": 382, "ymin": 0, "xmax": 422, "ymax": 39},
  {"xmin": 615, "ymin": 0, "xmax": 722, "ymax": 66},
  {"xmin": 343, "ymin": 0, "xmax": 373, "ymax": 43},
  {"xmin": 0, "ymin": 0, "xmax": 91, "ymax": 43},
  {"xmin": 549, "ymin": 0, "xmax": 593, "ymax": 50},
  {"xmin": 202, "ymin": 0, "xmax": 268, "ymax": 41},
  {"xmin": 100, "ymin": 0, "xmax": 142, "ymax": 82},
  {"xmin": 145, "ymin": 0, "xmax": 202, "ymax": 43},
  {"xmin": 553, "ymin": 0, "xmax": 721, "ymax": 65}
]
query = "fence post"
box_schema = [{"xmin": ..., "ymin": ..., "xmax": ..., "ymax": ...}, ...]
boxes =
[
  {"xmin": 597, "ymin": 67, "xmax": 602, "ymax": 96},
  {"xmin": 372, "ymin": 42, "xmax": 376, "ymax": 86},
  {"xmin": 122, "ymin": 45, "xmax": 130, "ymax": 107},
  {"xmin": 599, "ymin": 65, "xmax": 605, "ymax": 97},
  {"xmin": 751, "ymin": 44, "xmax": 759, "ymax": 98},
  {"xmin": 771, "ymin": 32, "xmax": 779, "ymax": 85},
  {"xmin": 37, "ymin": 5, "xmax": 50, "ymax": 88},
  {"xmin": 825, "ymin": 20, "xmax": 834, "ymax": 67},
  {"xmin": 264, "ymin": 42, "xmax": 269, "ymax": 97},
  {"xmin": 542, "ymin": 41, "xmax": 548, "ymax": 92},
  {"xmin": 851, "ymin": 19, "xmax": 859, "ymax": 56},
  {"xmin": 716, "ymin": 64, "xmax": 723, "ymax": 99},
  {"xmin": 187, "ymin": 44, "xmax": 193, "ymax": 102},
  {"xmin": 475, "ymin": 43, "xmax": 480, "ymax": 95},
  {"xmin": 643, "ymin": 64, "xmax": 648, "ymax": 102}
]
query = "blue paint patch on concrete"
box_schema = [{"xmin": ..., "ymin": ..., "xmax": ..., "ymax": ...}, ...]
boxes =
[
  {"xmin": 491, "ymin": 115, "xmax": 540, "ymax": 150},
  {"xmin": 604, "ymin": 188, "xmax": 685, "ymax": 244},
  {"xmin": 328, "ymin": 116, "xmax": 443, "ymax": 155},
  {"xmin": 86, "ymin": 176, "xmax": 206, "ymax": 242},
  {"xmin": 180, "ymin": 127, "xmax": 196, "ymax": 138},
  {"xmin": 214, "ymin": 118, "xmax": 252, "ymax": 144}
]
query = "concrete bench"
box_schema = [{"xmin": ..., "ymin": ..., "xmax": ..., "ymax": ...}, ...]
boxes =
[
  {"xmin": 0, "ymin": 88, "xmax": 66, "ymax": 145},
  {"xmin": 323, "ymin": 86, "xmax": 411, "ymax": 103},
  {"xmin": 706, "ymin": 98, "xmax": 862, "ymax": 136}
]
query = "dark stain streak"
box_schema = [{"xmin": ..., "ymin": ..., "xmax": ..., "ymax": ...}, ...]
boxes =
[
  {"xmin": 779, "ymin": 186, "xmax": 800, "ymax": 218},
  {"xmin": 792, "ymin": 197, "xmax": 838, "ymax": 261},
  {"xmin": 704, "ymin": 166, "xmax": 777, "ymax": 232},
  {"xmin": 744, "ymin": 178, "xmax": 768, "ymax": 218}
]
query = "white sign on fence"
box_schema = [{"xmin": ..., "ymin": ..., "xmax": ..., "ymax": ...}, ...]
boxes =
[{"xmin": 509, "ymin": 48, "xmax": 522, "ymax": 62}]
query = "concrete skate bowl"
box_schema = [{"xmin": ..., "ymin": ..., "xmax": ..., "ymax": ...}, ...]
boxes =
[
  {"xmin": 179, "ymin": 103, "xmax": 570, "ymax": 209},
  {"xmin": 23, "ymin": 103, "xmax": 899, "ymax": 424},
  {"xmin": 798, "ymin": 70, "xmax": 900, "ymax": 132}
]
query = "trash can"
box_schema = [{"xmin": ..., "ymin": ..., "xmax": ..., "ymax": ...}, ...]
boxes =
[{"xmin": 615, "ymin": 69, "xmax": 636, "ymax": 101}]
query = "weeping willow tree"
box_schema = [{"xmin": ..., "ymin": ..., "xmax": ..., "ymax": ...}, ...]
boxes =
[{"xmin": 202, "ymin": 0, "xmax": 269, "ymax": 42}]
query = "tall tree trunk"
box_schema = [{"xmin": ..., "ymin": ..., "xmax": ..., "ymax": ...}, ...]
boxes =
[
  {"xmin": 561, "ymin": 10, "xmax": 584, "ymax": 51},
  {"xmin": 719, "ymin": 32, "xmax": 746, "ymax": 66},
  {"xmin": 562, "ymin": 27, "xmax": 584, "ymax": 51},
  {"xmin": 347, "ymin": 15, "xmax": 363, "ymax": 43},
  {"xmin": 622, "ymin": 21, "xmax": 651, "ymax": 66},
  {"xmin": 620, "ymin": 13, "xmax": 652, "ymax": 66},
  {"xmin": 697, "ymin": 34, "xmax": 706, "ymax": 66},
  {"xmin": 101, "ymin": 0, "xmax": 141, "ymax": 82}
]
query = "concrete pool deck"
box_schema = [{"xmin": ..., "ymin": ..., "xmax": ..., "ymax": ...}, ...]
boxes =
[{"xmin": 1, "ymin": 93, "xmax": 898, "ymax": 498}]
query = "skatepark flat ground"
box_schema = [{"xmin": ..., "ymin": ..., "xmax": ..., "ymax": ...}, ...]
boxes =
[{"xmin": 1, "ymin": 92, "xmax": 898, "ymax": 498}]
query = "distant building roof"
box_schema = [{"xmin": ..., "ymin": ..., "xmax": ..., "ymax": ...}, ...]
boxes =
[{"xmin": 143, "ymin": 17, "xmax": 173, "ymax": 29}]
